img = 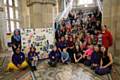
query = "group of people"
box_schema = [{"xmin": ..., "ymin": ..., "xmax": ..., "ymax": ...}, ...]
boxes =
[
  {"xmin": 48, "ymin": 10, "xmax": 113, "ymax": 75},
  {"xmin": 7, "ymin": 29, "xmax": 39, "ymax": 71},
  {"xmin": 7, "ymin": 9, "xmax": 113, "ymax": 75}
]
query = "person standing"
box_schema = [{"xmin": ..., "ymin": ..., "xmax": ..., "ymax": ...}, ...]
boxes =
[{"xmin": 102, "ymin": 25, "xmax": 113, "ymax": 51}]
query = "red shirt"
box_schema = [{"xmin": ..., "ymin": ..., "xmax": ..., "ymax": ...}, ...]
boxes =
[{"xmin": 102, "ymin": 30, "xmax": 113, "ymax": 48}]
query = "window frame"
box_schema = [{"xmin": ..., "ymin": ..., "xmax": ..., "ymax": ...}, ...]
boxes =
[{"xmin": 4, "ymin": 0, "xmax": 20, "ymax": 32}]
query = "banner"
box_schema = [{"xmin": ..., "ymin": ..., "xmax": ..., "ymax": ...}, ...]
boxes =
[{"xmin": 21, "ymin": 28, "xmax": 54, "ymax": 59}]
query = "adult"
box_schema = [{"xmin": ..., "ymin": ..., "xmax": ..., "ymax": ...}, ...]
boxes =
[
  {"xmin": 95, "ymin": 46, "xmax": 113, "ymax": 75},
  {"xmin": 11, "ymin": 29, "xmax": 21, "ymax": 53},
  {"xmin": 102, "ymin": 25, "xmax": 113, "ymax": 51}
]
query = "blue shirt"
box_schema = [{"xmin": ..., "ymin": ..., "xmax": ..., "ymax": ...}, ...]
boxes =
[
  {"xmin": 28, "ymin": 52, "xmax": 37, "ymax": 61},
  {"xmin": 49, "ymin": 50, "xmax": 60, "ymax": 61},
  {"xmin": 12, "ymin": 52, "xmax": 25, "ymax": 66},
  {"xmin": 61, "ymin": 52, "xmax": 69, "ymax": 61},
  {"xmin": 91, "ymin": 51, "xmax": 101, "ymax": 64}
]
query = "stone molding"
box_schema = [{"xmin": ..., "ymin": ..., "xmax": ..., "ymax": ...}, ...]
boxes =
[
  {"xmin": 26, "ymin": 0, "xmax": 56, "ymax": 6},
  {"xmin": 0, "ymin": 7, "xmax": 4, "ymax": 12}
]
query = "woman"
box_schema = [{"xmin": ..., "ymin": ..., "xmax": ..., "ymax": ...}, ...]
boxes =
[
  {"xmin": 11, "ymin": 29, "xmax": 21, "ymax": 53},
  {"xmin": 95, "ymin": 46, "xmax": 113, "ymax": 75},
  {"xmin": 102, "ymin": 25, "xmax": 113, "ymax": 51}
]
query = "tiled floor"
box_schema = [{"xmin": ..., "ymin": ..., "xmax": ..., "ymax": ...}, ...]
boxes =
[
  {"xmin": 0, "ymin": 52, "xmax": 120, "ymax": 80},
  {"xmin": 34, "ymin": 61, "xmax": 111, "ymax": 80}
]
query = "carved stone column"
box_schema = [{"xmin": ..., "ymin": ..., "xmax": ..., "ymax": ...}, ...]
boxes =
[{"xmin": 26, "ymin": 0, "xmax": 56, "ymax": 28}]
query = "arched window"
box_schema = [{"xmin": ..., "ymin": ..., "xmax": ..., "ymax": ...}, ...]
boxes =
[
  {"xmin": 78, "ymin": 0, "xmax": 93, "ymax": 5},
  {"xmin": 4, "ymin": 0, "xmax": 20, "ymax": 32}
]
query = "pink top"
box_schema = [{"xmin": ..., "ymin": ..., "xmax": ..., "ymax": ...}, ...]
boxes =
[{"xmin": 84, "ymin": 48, "xmax": 93, "ymax": 56}]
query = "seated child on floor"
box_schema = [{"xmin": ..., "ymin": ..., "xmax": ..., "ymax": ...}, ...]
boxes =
[
  {"xmin": 48, "ymin": 46, "xmax": 60, "ymax": 67},
  {"xmin": 91, "ymin": 45, "xmax": 101, "ymax": 70},
  {"xmin": 61, "ymin": 48, "xmax": 70, "ymax": 64},
  {"xmin": 95, "ymin": 46, "xmax": 113, "ymax": 75},
  {"xmin": 28, "ymin": 46, "xmax": 38, "ymax": 71},
  {"xmin": 73, "ymin": 45, "xmax": 83, "ymax": 63},
  {"xmin": 7, "ymin": 48, "xmax": 28, "ymax": 71},
  {"xmin": 83, "ymin": 45, "xmax": 94, "ymax": 66}
]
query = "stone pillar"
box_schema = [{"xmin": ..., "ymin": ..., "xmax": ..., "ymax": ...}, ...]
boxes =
[
  {"xmin": 102, "ymin": 0, "xmax": 120, "ymax": 65},
  {"xmin": 26, "ymin": 0, "xmax": 56, "ymax": 28},
  {"xmin": 113, "ymin": 0, "xmax": 120, "ymax": 65},
  {"xmin": 102, "ymin": 0, "xmax": 112, "ymax": 27},
  {"xmin": 0, "ymin": 0, "xmax": 6, "ymax": 51},
  {"xmin": 58, "ymin": 0, "xmax": 64, "ymax": 12},
  {"xmin": 20, "ymin": 0, "xmax": 31, "ymax": 28}
]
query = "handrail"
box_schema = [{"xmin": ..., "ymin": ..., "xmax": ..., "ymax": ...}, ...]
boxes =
[
  {"xmin": 55, "ymin": 0, "xmax": 74, "ymax": 22},
  {"xmin": 96, "ymin": 0, "xmax": 103, "ymax": 14}
]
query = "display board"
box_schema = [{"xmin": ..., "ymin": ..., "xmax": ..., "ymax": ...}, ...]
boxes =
[{"xmin": 21, "ymin": 28, "xmax": 54, "ymax": 58}]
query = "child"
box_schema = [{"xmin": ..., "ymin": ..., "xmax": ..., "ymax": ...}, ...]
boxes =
[
  {"xmin": 7, "ymin": 48, "xmax": 28, "ymax": 71},
  {"xmin": 57, "ymin": 36, "xmax": 67, "ymax": 52},
  {"xmin": 91, "ymin": 45, "xmax": 101, "ymax": 70},
  {"xmin": 73, "ymin": 45, "xmax": 83, "ymax": 63},
  {"xmin": 61, "ymin": 48, "xmax": 70, "ymax": 64},
  {"xmin": 48, "ymin": 46, "xmax": 60, "ymax": 67},
  {"xmin": 28, "ymin": 46, "xmax": 38, "ymax": 71},
  {"xmin": 83, "ymin": 45, "xmax": 93, "ymax": 66},
  {"xmin": 67, "ymin": 36, "xmax": 74, "ymax": 63}
]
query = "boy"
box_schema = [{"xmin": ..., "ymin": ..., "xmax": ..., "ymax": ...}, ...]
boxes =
[{"xmin": 61, "ymin": 48, "xmax": 70, "ymax": 64}]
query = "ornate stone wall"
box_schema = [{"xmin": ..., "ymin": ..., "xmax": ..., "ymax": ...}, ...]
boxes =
[{"xmin": 102, "ymin": 0, "xmax": 120, "ymax": 65}]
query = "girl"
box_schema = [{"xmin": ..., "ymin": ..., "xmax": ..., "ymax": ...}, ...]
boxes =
[
  {"xmin": 83, "ymin": 45, "xmax": 94, "ymax": 66},
  {"xmin": 67, "ymin": 36, "xmax": 74, "ymax": 63},
  {"xmin": 73, "ymin": 45, "xmax": 83, "ymax": 63},
  {"xmin": 95, "ymin": 46, "xmax": 113, "ymax": 75},
  {"xmin": 91, "ymin": 45, "xmax": 101, "ymax": 70},
  {"xmin": 28, "ymin": 46, "xmax": 38, "ymax": 71}
]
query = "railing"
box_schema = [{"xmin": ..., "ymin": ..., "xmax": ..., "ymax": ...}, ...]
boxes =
[
  {"xmin": 96, "ymin": 0, "xmax": 103, "ymax": 13},
  {"xmin": 55, "ymin": 0, "xmax": 74, "ymax": 22}
]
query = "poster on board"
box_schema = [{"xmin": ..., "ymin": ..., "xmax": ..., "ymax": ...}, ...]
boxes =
[{"xmin": 21, "ymin": 28, "xmax": 55, "ymax": 59}]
